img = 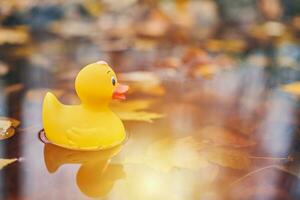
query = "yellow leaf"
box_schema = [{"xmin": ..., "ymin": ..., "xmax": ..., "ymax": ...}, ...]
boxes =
[
  {"xmin": 111, "ymin": 99, "xmax": 163, "ymax": 122},
  {"xmin": 0, "ymin": 120, "xmax": 11, "ymax": 131},
  {"xmin": 0, "ymin": 117, "xmax": 20, "ymax": 127},
  {"xmin": 205, "ymin": 147, "xmax": 250, "ymax": 170},
  {"xmin": 0, "ymin": 158, "xmax": 18, "ymax": 170},
  {"xmin": 116, "ymin": 111, "xmax": 163, "ymax": 122},
  {"xmin": 110, "ymin": 100, "xmax": 154, "ymax": 111},
  {"xmin": 281, "ymin": 82, "xmax": 300, "ymax": 96}
]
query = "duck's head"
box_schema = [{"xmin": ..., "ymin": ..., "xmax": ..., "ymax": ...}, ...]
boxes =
[{"xmin": 75, "ymin": 61, "xmax": 129, "ymax": 107}]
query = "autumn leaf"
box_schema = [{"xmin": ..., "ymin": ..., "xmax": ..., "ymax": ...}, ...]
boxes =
[
  {"xmin": 110, "ymin": 100, "xmax": 154, "ymax": 111},
  {"xmin": 0, "ymin": 117, "xmax": 20, "ymax": 140},
  {"xmin": 0, "ymin": 158, "xmax": 18, "ymax": 170},
  {"xmin": 0, "ymin": 117, "xmax": 20, "ymax": 127},
  {"xmin": 197, "ymin": 126, "xmax": 256, "ymax": 148},
  {"xmin": 111, "ymin": 100, "xmax": 163, "ymax": 122},
  {"xmin": 116, "ymin": 111, "xmax": 163, "ymax": 123},
  {"xmin": 281, "ymin": 82, "xmax": 300, "ymax": 96},
  {"xmin": 204, "ymin": 147, "xmax": 251, "ymax": 170}
]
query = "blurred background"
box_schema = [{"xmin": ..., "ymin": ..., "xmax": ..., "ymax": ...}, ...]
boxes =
[{"xmin": 1, "ymin": 0, "xmax": 300, "ymax": 200}]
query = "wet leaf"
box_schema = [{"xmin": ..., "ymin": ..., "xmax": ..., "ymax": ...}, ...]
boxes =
[
  {"xmin": 205, "ymin": 147, "xmax": 251, "ymax": 170},
  {"xmin": 0, "ymin": 158, "xmax": 18, "ymax": 170},
  {"xmin": 281, "ymin": 82, "xmax": 300, "ymax": 96},
  {"xmin": 111, "ymin": 100, "xmax": 163, "ymax": 122},
  {"xmin": 198, "ymin": 126, "xmax": 256, "ymax": 147},
  {"xmin": 110, "ymin": 100, "xmax": 154, "ymax": 111},
  {"xmin": 116, "ymin": 111, "xmax": 163, "ymax": 123},
  {"xmin": 0, "ymin": 117, "xmax": 20, "ymax": 140}
]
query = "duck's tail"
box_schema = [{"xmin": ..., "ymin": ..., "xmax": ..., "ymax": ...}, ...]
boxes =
[{"xmin": 42, "ymin": 92, "xmax": 63, "ymax": 124}]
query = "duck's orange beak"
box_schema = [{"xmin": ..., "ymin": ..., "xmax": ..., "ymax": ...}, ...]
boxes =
[{"xmin": 113, "ymin": 83, "xmax": 129, "ymax": 100}]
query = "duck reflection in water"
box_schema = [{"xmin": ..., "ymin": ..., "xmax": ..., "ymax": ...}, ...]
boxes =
[{"xmin": 43, "ymin": 143, "xmax": 125, "ymax": 198}]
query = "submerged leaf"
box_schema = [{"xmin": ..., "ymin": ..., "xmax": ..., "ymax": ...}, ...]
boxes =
[
  {"xmin": 205, "ymin": 147, "xmax": 250, "ymax": 170},
  {"xmin": 0, "ymin": 158, "xmax": 18, "ymax": 170}
]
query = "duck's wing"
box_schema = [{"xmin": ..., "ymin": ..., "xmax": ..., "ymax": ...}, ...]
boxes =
[{"xmin": 42, "ymin": 92, "xmax": 63, "ymax": 125}]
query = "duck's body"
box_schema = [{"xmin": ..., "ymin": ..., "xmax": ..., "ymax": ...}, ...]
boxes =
[{"xmin": 42, "ymin": 61, "xmax": 128, "ymax": 150}]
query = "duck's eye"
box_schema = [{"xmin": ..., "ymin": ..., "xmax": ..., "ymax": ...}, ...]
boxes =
[{"xmin": 111, "ymin": 77, "xmax": 116, "ymax": 86}]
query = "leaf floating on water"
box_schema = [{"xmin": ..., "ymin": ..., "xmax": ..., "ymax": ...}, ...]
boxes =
[
  {"xmin": 111, "ymin": 99, "xmax": 163, "ymax": 122},
  {"xmin": 0, "ymin": 158, "xmax": 18, "ymax": 170},
  {"xmin": 0, "ymin": 117, "xmax": 20, "ymax": 140},
  {"xmin": 281, "ymin": 82, "xmax": 300, "ymax": 96},
  {"xmin": 110, "ymin": 100, "xmax": 154, "ymax": 112},
  {"xmin": 116, "ymin": 111, "xmax": 163, "ymax": 123},
  {"xmin": 198, "ymin": 126, "xmax": 256, "ymax": 148},
  {"xmin": 205, "ymin": 147, "xmax": 251, "ymax": 170},
  {"xmin": 0, "ymin": 117, "xmax": 20, "ymax": 128}
]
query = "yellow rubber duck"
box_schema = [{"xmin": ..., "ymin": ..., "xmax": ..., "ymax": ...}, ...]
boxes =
[{"xmin": 42, "ymin": 61, "xmax": 129, "ymax": 150}]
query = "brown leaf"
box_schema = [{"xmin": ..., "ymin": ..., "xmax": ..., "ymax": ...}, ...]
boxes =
[
  {"xmin": 0, "ymin": 158, "xmax": 18, "ymax": 170},
  {"xmin": 204, "ymin": 147, "xmax": 251, "ymax": 170},
  {"xmin": 198, "ymin": 126, "xmax": 256, "ymax": 147},
  {"xmin": 0, "ymin": 117, "xmax": 20, "ymax": 140}
]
